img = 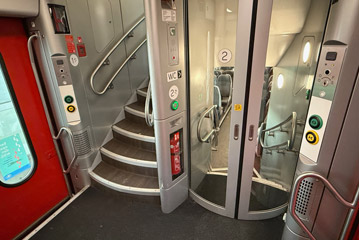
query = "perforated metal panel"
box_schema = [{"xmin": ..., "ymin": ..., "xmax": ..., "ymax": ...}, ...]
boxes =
[
  {"xmin": 295, "ymin": 179, "xmax": 313, "ymax": 216},
  {"xmin": 73, "ymin": 129, "xmax": 92, "ymax": 156}
]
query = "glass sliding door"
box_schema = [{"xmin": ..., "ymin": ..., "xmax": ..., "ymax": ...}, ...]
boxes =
[
  {"xmin": 237, "ymin": 0, "xmax": 331, "ymax": 220},
  {"xmin": 187, "ymin": 0, "xmax": 254, "ymax": 217}
]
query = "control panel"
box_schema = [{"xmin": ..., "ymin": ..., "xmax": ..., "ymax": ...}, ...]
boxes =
[
  {"xmin": 145, "ymin": 0, "xmax": 188, "ymax": 213},
  {"xmin": 300, "ymin": 45, "xmax": 347, "ymax": 162},
  {"xmin": 51, "ymin": 56, "xmax": 81, "ymax": 125}
]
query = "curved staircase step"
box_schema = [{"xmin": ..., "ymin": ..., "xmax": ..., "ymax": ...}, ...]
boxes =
[
  {"xmin": 90, "ymin": 161, "xmax": 160, "ymax": 196},
  {"xmin": 101, "ymin": 138, "xmax": 156, "ymax": 168}
]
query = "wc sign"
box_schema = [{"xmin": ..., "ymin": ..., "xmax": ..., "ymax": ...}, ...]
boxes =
[{"xmin": 167, "ymin": 70, "xmax": 182, "ymax": 82}]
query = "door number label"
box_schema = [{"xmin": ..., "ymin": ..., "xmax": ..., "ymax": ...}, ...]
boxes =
[
  {"xmin": 169, "ymin": 85, "xmax": 179, "ymax": 100},
  {"xmin": 218, "ymin": 49, "xmax": 232, "ymax": 63},
  {"xmin": 167, "ymin": 70, "xmax": 182, "ymax": 82}
]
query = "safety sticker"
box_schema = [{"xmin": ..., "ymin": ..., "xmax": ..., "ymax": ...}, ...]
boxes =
[
  {"xmin": 65, "ymin": 35, "xmax": 76, "ymax": 54},
  {"xmin": 162, "ymin": 9, "xmax": 176, "ymax": 22},
  {"xmin": 234, "ymin": 104, "xmax": 242, "ymax": 111}
]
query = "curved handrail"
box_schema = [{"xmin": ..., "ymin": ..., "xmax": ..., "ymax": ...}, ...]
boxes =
[
  {"xmin": 145, "ymin": 80, "xmax": 153, "ymax": 126},
  {"xmin": 289, "ymin": 172, "xmax": 359, "ymax": 240},
  {"xmin": 28, "ymin": 34, "xmax": 78, "ymax": 178},
  {"xmin": 53, "ymin": 127, "xmax": 78, "ymax": 174},
  {"xmin": 197, "ymin": 105, "xmax": 219, "ymax": 143},
  {"xmin": 90, "ymin": 16, "xmax": 146, "ymax": 95},
  {"xmin": 259, "ymin": 112, "xmax": 298, "ymax": 150}
]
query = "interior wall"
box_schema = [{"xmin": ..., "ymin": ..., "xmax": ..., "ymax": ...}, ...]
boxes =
[
  {"xmin": 213, "ymin": 0, "xmax": 238, "ymax": 68},
  {"xmin": 66, "ymin": 0, "xmax": 148, "ymax": 149},
  {"xmin": 261, "ymin": 0, "xmax": 331, "ymax": 189}
]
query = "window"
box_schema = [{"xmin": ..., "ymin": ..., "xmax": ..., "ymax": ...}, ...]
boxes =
[{"xmin": 0, "ymin": 54, "xmax": 37, "ymax": 187}]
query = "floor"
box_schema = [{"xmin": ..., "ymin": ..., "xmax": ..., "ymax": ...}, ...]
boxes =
[{"xmin": 30, "ymin": 187, "xmax": 284, "ymax": 240}]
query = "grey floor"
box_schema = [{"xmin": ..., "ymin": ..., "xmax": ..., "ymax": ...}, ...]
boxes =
[{"xmin": 31, "ymin": 187, "xmax": 284, "ymax": 240}]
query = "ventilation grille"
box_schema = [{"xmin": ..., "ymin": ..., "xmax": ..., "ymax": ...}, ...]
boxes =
[
  {"xmin": 73, "ymin": 129, "xmax": 92, "ymax": 156},
  {"xmin": 295, "ymin": 179, "xmax": 313, "ymax": 216}
]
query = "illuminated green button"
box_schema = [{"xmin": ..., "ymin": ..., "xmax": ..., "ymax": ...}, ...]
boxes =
[
  {"xmin": 64, "ymin": 95, "xmax": 74, "ymax": 104},
  {"xmin": 171, "ymin": 100, "xmax": 179, "ymax": 110},
  {"xmin": 309, "ymin": 115, "xmax": 323, "ymax": 130}
]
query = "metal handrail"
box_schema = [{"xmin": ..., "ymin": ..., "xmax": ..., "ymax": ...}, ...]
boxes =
[
  {"xmin": 289, "ymin": 172, "xmax": 359, "ymax": 240},
  {"xmin": 27, "ymin": 34, "xmax": 77, "ymax": 182},
  {"xmin": 53, "ymin": 127, "xmax": 78, "ymax": 174},
  {"xmin": 259, "ymin": 112, "xmax": 298, "ymax": 150},
  {"xmin": 90, "ymin": 16, "xmax": 146, "ymax": 95},
  {"xmin": 145, "ymin": 80, "xmax": 153, "ymax": 126},
  {"xmin": 197, "ymin": 105, "xmax": 219, "ymax": 143}
]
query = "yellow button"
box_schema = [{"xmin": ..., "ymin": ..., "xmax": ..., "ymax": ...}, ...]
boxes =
[
  {"xmin": 306, "ymin": 130, "xmax": 319, "ymax": 145},
  {"xmin": 67, "ymin": 105, "xmax": 76, "ymax": 113}
]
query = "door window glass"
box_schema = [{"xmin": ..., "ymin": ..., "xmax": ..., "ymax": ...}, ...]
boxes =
[
  {"xmin": 189, "ymin": 0, "xmax": 238, "ymax": 207},
  {"xmin": 0, "ymin": 55, "xmax": 37, "ymax": 186}
]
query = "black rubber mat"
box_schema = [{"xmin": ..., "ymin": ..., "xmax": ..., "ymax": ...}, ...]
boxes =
[{"xmin": 31, "ymin": 187, "xmax": 284, "ymax": 240}]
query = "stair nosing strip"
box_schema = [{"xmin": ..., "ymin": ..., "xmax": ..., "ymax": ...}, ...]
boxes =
[
  {"xmin": 101, "ymin": 147, "xmax": 157, "ymax": 168},
  {"xmin": 137, "ymin": 89, "xmax": 147, "ymax": 97},
  {"xmin": 89, "ymin": 170, "xmax": 160, "ymax": 196},
  {"xmin": 113, "ymin": 125, "xmax": 155, "ymax": 143},
  {"xmin": 125, "ymin": 106, "xmax": 145, "ymax": 118}
]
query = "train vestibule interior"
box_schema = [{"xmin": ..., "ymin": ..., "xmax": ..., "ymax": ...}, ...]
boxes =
[{"xmin": 0, "ymin": 0, "xmax": 358, "ymax": 240}]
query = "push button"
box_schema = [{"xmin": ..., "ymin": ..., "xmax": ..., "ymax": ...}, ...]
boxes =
[
  {"xmin": 67, "ymin": 105, "xmax": 76, "ymax": 113},
  {"xmin": 309, "ymin": 115, "xmax": 323, "ymax": 130},
  {"xmin": 171, "ymin": 100, "xmax": 179, "ymax": 111},
  {"xmin": 306, "ymin": 131, "xmax": 319, "ymax": 145},
  {"xmin": 64, "ymin": 95, "xmax": 74, "ymax": 104}
]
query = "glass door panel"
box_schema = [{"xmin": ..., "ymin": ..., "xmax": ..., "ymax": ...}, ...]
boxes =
[
  {"xmin": 188, "ymin": 0, "xmax": 238, "ymax": 209},
  {"xmin": 238, "ymin": 0, "xmax": 331, "ymax": 219}
]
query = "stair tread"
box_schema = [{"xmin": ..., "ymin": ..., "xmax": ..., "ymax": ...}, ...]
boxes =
[
  {"xmin": 93, "ymin": 161, "xmax": 159, "ymax": 189},
  {"xmin": 127, "ymin": 101, "xmax": 145, "ymax": 113},
  {"xmin": 115, "ymin": 118, "xmax": 154, "ymax": 137},
  {"xmin": 102, "ymin": 138, "xmax": 156, "ymax": 162}
]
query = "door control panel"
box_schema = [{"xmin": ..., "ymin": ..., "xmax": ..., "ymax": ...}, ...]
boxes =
[
  {"xmin": 52, "ymin": 56, "xmax": 81, "ymax": 125},
  {"xmin": 300, "ymin": 45, "xmax": 347, "ymax": 163}
]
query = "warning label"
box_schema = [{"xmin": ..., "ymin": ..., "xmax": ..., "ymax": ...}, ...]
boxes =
[{"xmin": 65, "ymin": 35, "xmax": 76, "ymax": 54}]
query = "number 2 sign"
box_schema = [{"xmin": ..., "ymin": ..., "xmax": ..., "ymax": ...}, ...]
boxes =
[{"xmin": 218, "ymin": 49, "xmax": 232, "ymax": 63}]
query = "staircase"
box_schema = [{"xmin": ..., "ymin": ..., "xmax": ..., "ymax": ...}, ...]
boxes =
[{"xmin": 89, "ymin": 86, "xmax": 160, "ymax": 202}]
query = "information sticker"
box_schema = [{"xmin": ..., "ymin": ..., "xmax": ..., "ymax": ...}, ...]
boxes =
[{"xmin": 162, "ymin": 9, "xmax": 176, "ymax": 22}]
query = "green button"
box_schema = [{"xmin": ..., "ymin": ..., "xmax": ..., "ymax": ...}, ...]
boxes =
[
  {"xmin": 64, "ymin": 95, "xmax": 74, "ymax": 104},
  {"xmin": 309, "ymin": 115, "xmax": 323, "ymax": 130},
  {"xmin": 171, "ymin": 100, "xmax": 179, "ymax": 110}
]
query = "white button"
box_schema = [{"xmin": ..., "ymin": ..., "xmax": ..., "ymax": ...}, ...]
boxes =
[{"xmin": 319, "ymin": 91, "xmax": 326, "ymax": 97}]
